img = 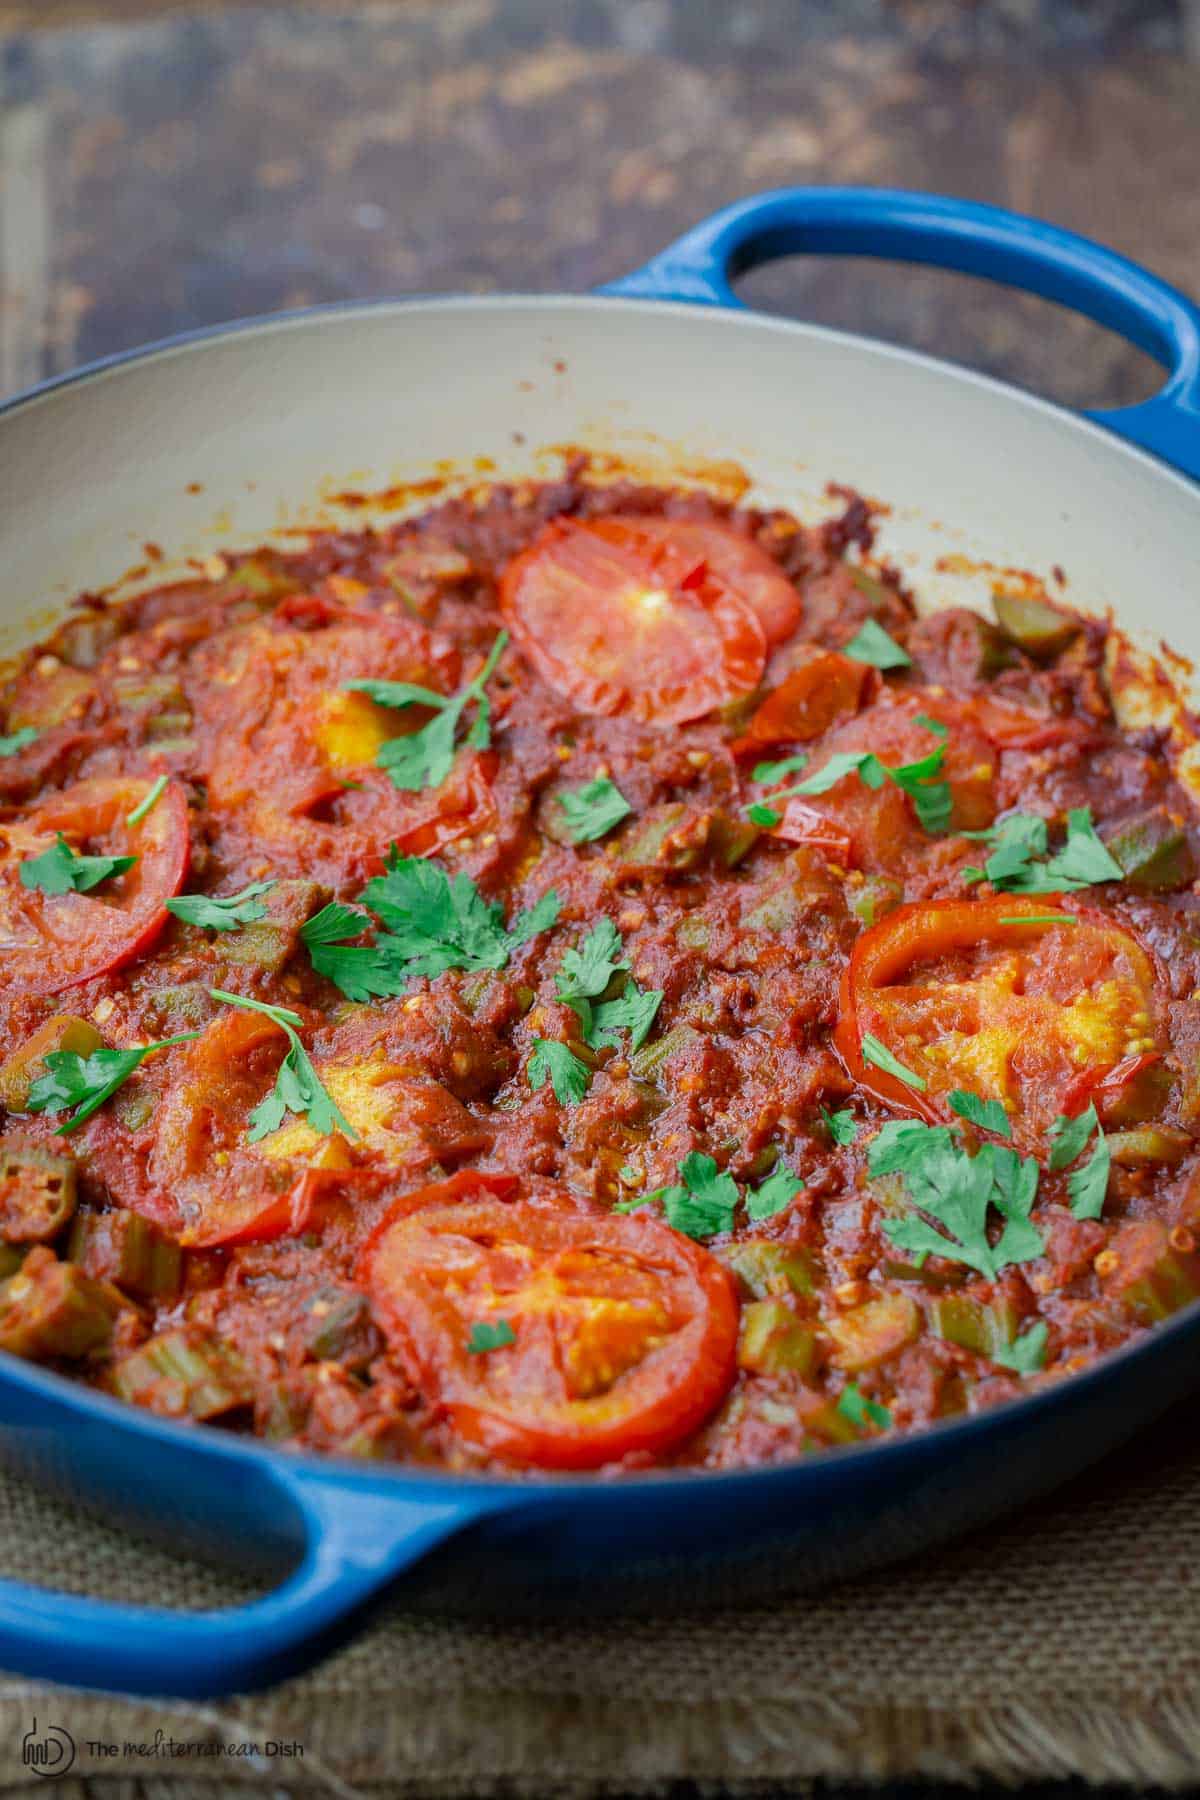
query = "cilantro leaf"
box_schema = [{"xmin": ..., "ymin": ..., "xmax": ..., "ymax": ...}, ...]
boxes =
[
  {"xmin": 948, "ymin": 1088, "xmax": 1012, "ymax": 1138},
  {"xmin": 167, "ymin": 880, "xmax": 276, "ymax": 933},
  {"xmin": 1068, "ymin": 1135, "xmax": 1111, "ymax": 1221},
  {"xmin": 746, "ymin": 1160, "xmax": 804, "ymax": 1221},
  {"xmin": 821, "ymin": 1106, "xmax": 859, "ymax": 1146},
  {"xmin": 507, "ymin": 889, "xmax": 561, "ymax": 947},
  {"xmin": 557, "ymin": 918, "xmax": 628, "ymax": 1006},
  {"xmin": 348, "ymin": 630, "xmax": 507, "ymax": 792},
  {"xmin": 0, "ymin": 726, "xmax": 38, "ymax": 758},
  {"xmin": 20, "ymin": 834, "xmax": 137, "ymax": 896},
  {"xmin": 843, "ymin": 618, "xmax": 911, "ymax": 670},
  {"xmin": 27, "ymin": 1032, "xmax": 199, "ymax": 1133},
  {"xmin": 872, "ymin": 1120, "xmax": 1043, "ymax": 1279},
  {"xmin": 752, "ymin": 754, "xmax": 809, "ymax": 784},
  {"xmin": 964, "ymin": 807, "xmax": 1122, "ymax": 894},
  {"xmin": 837, "ymin": 1381, "xmax": 892, "ymax": 1430},
  {"xmin": 794, "ymin": 751, "xmax": 888, "ymax": 796},
  {"xmin": 861, "ymin": 1033, "xmax": 927, "ymax": 1090},
  {"xmin": 365, "ymin": 853, "xmax": 559, "ymax": 979},
  {"xmin": 747, "ymin": 803, "xmax": 782, "ymax": 827},
  {"xmin": 792, "ymin": 733, "xmax": 949, "ymax": 836},
  {"xmin": 1045, "ymin": 807, "xmax": 1124, "ymax": 887},
  {"xmin": 1047, "ymin": 1103, "xmax": 1099, "ymax": 1171},
  {"xmin": 592, "ymin": 986, "xmax": 663, "ymax": 1051},
  {"xmin": 208, "ymin": 990, "xmax": 356, "ymax": 1142},
  {"xmin": 618, "ymin": 1152, "xmax": 738, "ymax": 1239},
  {"xmin": 466, "ymin": 1319, "xmax": 516, "ymax": 1354},
  {"xmin": 528, "ymin": 1038, "xmax": 592, "ymax": 1106},
  {"xmin": 558, "ymin": 777, "xmax": 633, "ymax": 844},
  {"xmin": 992, "ymin": 1319, "xmax": 1048, "ymax": 1375}
]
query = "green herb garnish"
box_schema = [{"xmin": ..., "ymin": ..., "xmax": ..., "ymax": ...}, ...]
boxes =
[
  {"xmin": 843, "ymin": 618, "xmax": 911, "ymax": 670},
  {"xmin": 747, "ymin": 802, "xmax": 783, "ymax": 827},
  {"xmin": 167, "ymin": 880, "xmax": 276, "ymax": 933},
  {"xmin": 557, "ymin": 776, "xmax": 633, "ymax": 844},
  {"xmin": 992, "ymin": 1320, "xmax": 1048, "ymax": 1375},
  {"xmin": 837, "ymin": 1382, "xmax": 893, "ymax": 1430},
  {"xmin": 347, "ymin": 630, "xmax": 507, "ymax": 792},
  {"xmin": 0, "ymin": 727, "xmax": 38, "ymax": 758},
  {"xmin": 27, "ymin": 1033, "xmax": 199, "ymax": 1134},
  {"xmin": 528, "ymin": 1038, "xmax": 592, "ymax": 1106},
  {"xmin": 821, "ymin": 1106, "xmax": 859, "ymax": 1146},
  {"xmin": 789, "ymin": 724, "xmax": 951, "ymax": 836},
  {"xmin": 615, "ymin": 1151, "xmax": 739, "ymax": 1240},
  {"xmin": 301, "ymin": 853, "xmax": 559, "ymax": 1000},
  {"xmin": 861, "ymin": 1033, "xmax": 927, "ymax": 1091},
  {"xmin": 209, "ymin": 990, "xmax": 356, "ymax": 1142},
  {"xmin": 466, "ymin": 1319, "xmax": 516, "ymax": 1354},
  {"xmin": 20, "ymin": 834, "xmax": 137, "ymax": 896},
  {"xmin": 963, "ymin": 808, "xmax": 1122, "ymax": 893},
  {"xmin": 554, "ymin": 919, "xmax": 663, "ymax": 1053},
  {"xmin": 869, "ymin": 1118, "xmax": 1044, "ymax": 1278},
  {"xmin": 1048, "ymin": 1104, "xmax": 1109, "ymax": 1219},
  {"xmin": 948, "ymin": 1088, "xmax": 1012, "ymax": 1138},
  {"xmin": 745, "ymin": 1160, "xmax": 805, "ymax": 1222},
  {"xmin": 125, "ymin": 774, "xmax": 169, "ymax": 827},
  {"xmin": 751, "ymin": 754, "xmax": 809, "ymax": 785}
]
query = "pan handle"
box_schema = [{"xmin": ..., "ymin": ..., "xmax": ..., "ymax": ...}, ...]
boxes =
[
  {"xmin": 0, "ymin": 1465, "xmax": 510, "ymax": 1699},
  {"xmin": 602, "ymin": 187, "xmax": 1200, "ymax": 483}
]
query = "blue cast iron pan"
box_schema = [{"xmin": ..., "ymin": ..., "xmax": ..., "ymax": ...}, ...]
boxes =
[{"xmin": 1, "ymin": 188, "xmax": 1199, "ymax": 1700}]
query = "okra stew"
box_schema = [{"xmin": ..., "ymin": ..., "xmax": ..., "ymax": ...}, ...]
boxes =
[{"xmin": 2, "ymin": 467, "xmax": 1200, "ymax": 1474}]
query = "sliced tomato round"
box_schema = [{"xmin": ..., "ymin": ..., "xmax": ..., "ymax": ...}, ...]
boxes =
[
  {"xmin": 499, "ymin": 516, "xmax": 770, "ymax": 725},
  {"xmin": 746, "ymin": 645, "xmax": 871, "ymax": 744},
  {"xmin": 835, "ymin": 894, "xmax": 1163, "ymax": 1141},
  {"xmin": 0, "ymin": 776, "xmax": 189, "ymax": 994},
  {"xmin": 359, "ymin": 1192, "xmax": 739, "ymax": 1470},
  {"xmin": 628, "ymin": 517, "xmax": 804, "ymax": 649}
]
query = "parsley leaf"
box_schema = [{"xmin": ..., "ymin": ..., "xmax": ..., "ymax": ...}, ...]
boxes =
[
  {"xmin": 167, "ymin": 880, "xmax": 276, "ymax": 933},
  {"xmin": 747, "ymin": 802, "xmax": 783, "ymax": 827},
  {"xmin": 821, "ymin": 1106, "xmax": 859, "ymax": 1146},
  {"xmin": 792, "ymin": 729, "xmax": 950, "ymax": 836},
  {"xmin": 871, "ymin": 1120, "xmax": 1043, "ymax": 1279},
  {"xmin": 306, "ymin": 853, "xmax": 560, "ymax": 999},
  {"xmin": 992, "ymin": 1319, "xmax": 1048, "ymax": 1375},
  {"xmin": 752, "ymin": 754, "xmax": 809, "ymax": 784},
  {"xmin": 843, "ymin": 618, "xmax": 911, "ymax": 670},
  {"xmin": 746, "ymin": 1160, "xmax": 804, "ymax": 1221},
  {"xmin": 1049, "ymin": 1106, "xmax": 1110, "ymax": 1219},
  {"xmin": 948, "ymin": 1088, "xmax": 1012, "ymax": 1138},
  {"xmin": 592, "ymin": 986, "xmax": 663, "ymax": 1052},
  {"xmin": 861, "ymin": 1033, "xmax": 927, "ymax": 1091},
  {"xmin": 466, "ymin": 1319, "xmax": 516, "ymax": 1354},
  {"xmin": 347, "ymin": 630, "xmax": 507, "ymax": 792},
  {"xmin": 0, "ymin": 726, "xmax": 38, "ymax": 758},
  {"xmin": 963, "ymin": 807, "xmax": 1122, "ymax": 893},
  {"xmin": 554, "ymin": 919, "xmax": 662, "ymax": 1052},
  {"xmin": 616, "ymin": 1151, "xmax": 739, "ymax": 1240},
  {"xmin": 557, "ymin": 777, "xmax": 633, "ymax": 844},
  {"xmin": 209, "ymin": 989, "xmax": 356, "ymax": 1142},
  {"xmin": 528, "ymin": 1038, "xmax": 592, "ymax": 1106},
  {"xmin": 20, "ymin": 834, "xmax": 137, "ymax": 896},
  {"xmin": 837, "ymin": 1381, "xmax": 892, "ymax": 1430},
  {"xmin": 27, "ymin": 1032, "xmax": 199, "ymax": 1133}
]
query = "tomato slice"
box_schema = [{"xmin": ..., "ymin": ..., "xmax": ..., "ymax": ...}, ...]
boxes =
[
  {"xmin": 359, "ymin": 1192, "xmax": 739, "ymax": 1469},
  {"xmin": 746, "ymin": 646, "xmax": 871, "ymax": 744},
  {"xmin": 499, "ymin": 516, "xmax": 770, "ymax": 724},
  {"xmin": 0, "ymin": 776, "xmax": 189, "ymax": 994},
  {"xmin": 835, "ymin": 894, "xmax": 1163, "ymax": 1140},
  {"xmin": 627, "ymin": 518, "xmax": 804, "ymax": 649}
]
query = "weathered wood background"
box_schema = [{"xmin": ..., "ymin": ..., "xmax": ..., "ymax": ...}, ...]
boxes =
[{"xmin": 2, "ymin": 0, "xmax": 1200, "ymax": 412}]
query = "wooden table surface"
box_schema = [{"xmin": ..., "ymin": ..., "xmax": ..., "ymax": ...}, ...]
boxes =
[{"xmin": 2, "ymin": 0, "xmax": 1200, "ymax": 411}]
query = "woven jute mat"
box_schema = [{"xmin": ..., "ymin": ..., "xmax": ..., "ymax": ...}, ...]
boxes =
[{"xmin": 0, "ymin": 1400, "xmax": 1198, "ymax": 1799}]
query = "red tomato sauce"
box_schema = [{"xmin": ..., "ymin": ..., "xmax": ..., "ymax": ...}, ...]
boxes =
[{"xmin": 2, "ymin": 467, "xmax": 1200, "ymax": 1475}]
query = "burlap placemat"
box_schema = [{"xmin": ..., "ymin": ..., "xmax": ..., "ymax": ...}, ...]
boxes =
[{"xmin": 0, "ymin": 1399, "xmax": 1198, "ymax": 1799}]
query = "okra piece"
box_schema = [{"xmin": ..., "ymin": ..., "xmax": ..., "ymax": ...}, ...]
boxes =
[
  {"xmin": 0, "ymin": 1249, "xmax": 121, "ymax": 1360},
  {"xmin": 303, "ymin": 1287, "xmax": 379, "ymax": 1371},
  {"xmin": 847, "ymin": 873, "xmax": 904, "ymax": 928},
  {"xmin": 926, "ymin": 1292, "xmax": 1019, "ymax": 1356},
  {"xmin": 1104, "ymin": 807, "xmax": 1197, "ymax": 894},
  {"xmin": 675, "ymin": 914, "xmax": 712, "ymax": 951},
  {"xmin": 0, "ymin": 1014, "xmax": 103, "ymax": 1113},
  {"xmin": 719, "ymin": 1238, "xmax": 822, "ymax": 1299},
  {"xmin": 1100, "ymin": 1220, "xmax": 1200, "ymax": 1324},
  {"xmin": 738, "ymin": 1298, "xmax": 818, "ymax": 1377},
  {"xmin": 69, "ymin": 1208, "xmax": 182, "ymax": 1301},
  {"xmin": 707, "ymin": 809, "xmax": 760, "ymax": 870},
  {"xmin": 629, "ymin": 1024, "xmax": 701, "ymax": 1082},
  {"xmin": 0, "ymin": 1141, "xmax": 77, "ymax": 1243},
  {"xmin": 221, "ymin": 878, "xmax": 330, "ymax": 971},
  {"xmin": 992, "ymin": 591, "xmax": 1080, "ymax": 660},
  {"xmin": 110, "ymin": 1327, "xmax": 253, "ymax": 1420},
  {"xmin": 1106, "ymin": 1126, "xmax": 1191, "ymax": 1169},
  {"xmin": 825, "ymin": 1290, "xmax": 921, "ymax": 1372},
  {"xmin": 613, "ymin": 805, "xmax": 701, "ymax": 873}
]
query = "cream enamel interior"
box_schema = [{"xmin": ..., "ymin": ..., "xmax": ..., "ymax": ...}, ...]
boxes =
[{"xmin": 2, "ymin": 296, "xmax": 1199, "ymax": 766}]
